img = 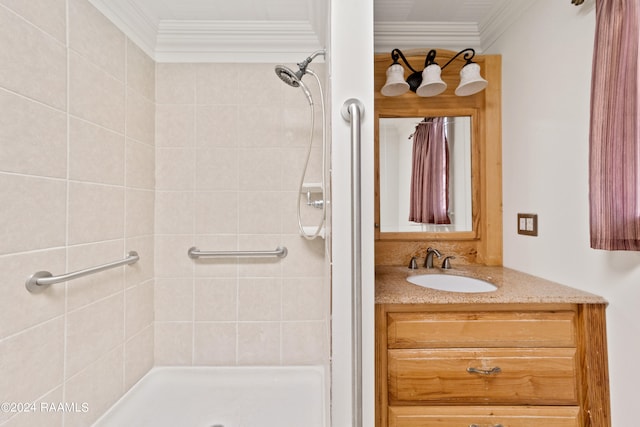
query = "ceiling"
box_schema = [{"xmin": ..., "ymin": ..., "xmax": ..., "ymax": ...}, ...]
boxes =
[{"xmin": 89, "ymin": 0, "xmax": 533, "ymax": 62}]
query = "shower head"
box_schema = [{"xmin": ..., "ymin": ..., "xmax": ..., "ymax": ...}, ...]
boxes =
[
  {"xmin": 274, "ymin": 50, "xmax": 325, "ymax": 105},
  {"xmin": 275, "ymin": 64, "xmax": 313, "ymax": 105},
  {"xmin": 275, "ymin": 64, "xmax": 303, "ymax": 88}
]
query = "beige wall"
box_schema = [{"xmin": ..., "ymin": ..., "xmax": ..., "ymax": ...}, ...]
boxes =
[
  {"xmin": 0, "ymin": 1, "xmax": 328, "ymax": 425},
  {"xmin": 153, "ymin": 62, "xmax": 329, "ymax": 366},
  {"xmin": 0, "ymin": 0, "xmax": 155, "ymax": 425}
]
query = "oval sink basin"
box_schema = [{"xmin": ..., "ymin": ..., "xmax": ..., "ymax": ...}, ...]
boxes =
[{"xmin": 406, "ymin": 274, "xmax": 497, "ymax": 293}]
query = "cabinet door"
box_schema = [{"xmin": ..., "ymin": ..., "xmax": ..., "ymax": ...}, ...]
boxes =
[
  {"xmin": 388, "ymin": 406, "xmax": 581, "ymax": 427},
  {"xmin": 388, "ymin": 348, "xmax": 578, "ymax": 405}
]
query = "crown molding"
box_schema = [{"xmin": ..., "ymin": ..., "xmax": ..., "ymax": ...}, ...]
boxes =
[
  {"xmin": 374, "ymin": 21, "xmax": 481, "ymax": 53},
  {"xmin": 155, "ymin": 20, "xmax": 322, "ymax": 63},
  {"xmin": 478, "ymin": 0, "xmax": 536, "ymax": 50}
]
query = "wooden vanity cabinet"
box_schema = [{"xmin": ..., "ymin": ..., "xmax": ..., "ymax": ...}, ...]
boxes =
[{"xmin": 376, "ymin": 303, "xmax": 611, "ymax": 427}]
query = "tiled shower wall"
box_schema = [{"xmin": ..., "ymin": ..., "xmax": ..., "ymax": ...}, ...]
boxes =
[
  {"xmin": 0, "ymin": 1, "xmax": 155, "ymax": 426},
  {"xmin": 154, "ymin": 63, "xmax": 329, "ymax": 366}
]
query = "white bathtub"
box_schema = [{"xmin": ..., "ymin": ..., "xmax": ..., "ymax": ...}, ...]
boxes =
[{"xmin": 92, "ymin": 366, "xmax": 326, "ymax": 427}]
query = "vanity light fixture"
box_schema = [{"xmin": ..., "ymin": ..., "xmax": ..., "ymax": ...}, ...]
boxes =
[{"xmin": 381, "ymin": 48, "xmax": 488, "ymax": 97}]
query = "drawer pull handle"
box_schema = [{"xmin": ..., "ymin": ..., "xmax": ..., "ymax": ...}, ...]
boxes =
[
  {"xmin": 469, "ymin": 425, "xmax": 504, "ymax": 427},
  {"xmin": 467, "ymin": 366, "xmax": 502, "ymax": 375}
]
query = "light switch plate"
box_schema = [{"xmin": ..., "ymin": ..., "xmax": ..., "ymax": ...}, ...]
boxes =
[{"xmin": 517, "ymin": 213, "xmax": 538, "ymax": 236}]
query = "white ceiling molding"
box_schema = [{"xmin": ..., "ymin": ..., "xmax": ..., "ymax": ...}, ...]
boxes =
[
  {"xmin": 155, "ymin": 20, "xmax": 322, "ymax": 63},
  {"xmin": 89, "ymin": 0, "xmax": 158, "ymax": 58},
  {"xmin": 374, "ymin": 22, "xmax": 482, "ymax": 53},
  {"xmin": 478, "ymin": 0, "xmax": 535, "ymax": 51}
]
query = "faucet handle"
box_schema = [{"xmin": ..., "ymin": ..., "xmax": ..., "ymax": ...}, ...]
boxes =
[
  {"xmin": 441, "ymin": 256, "xmax": 456, "ymax": 269},
  {"xmin": 408, "ymin": 257, "xmax": 418, "ymax": 269}
]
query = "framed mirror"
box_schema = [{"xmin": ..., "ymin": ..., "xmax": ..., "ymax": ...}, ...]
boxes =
[
  {"xmin": 379, "ymin": 115, "xmax": 473, "ymax": 233},
  {"xmin": 374, "ymin": 49, "xmax": 502, "ymax": 265}
]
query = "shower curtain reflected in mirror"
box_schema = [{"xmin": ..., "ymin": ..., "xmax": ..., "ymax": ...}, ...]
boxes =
[{"xmin": 408, "ymin": 117, "xmax": 451, "ymax": 224}]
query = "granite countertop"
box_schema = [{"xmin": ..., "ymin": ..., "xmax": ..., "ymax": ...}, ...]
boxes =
[{"xmin": 375, "ymin": 265, "xmax": 607, "ymax": 305}]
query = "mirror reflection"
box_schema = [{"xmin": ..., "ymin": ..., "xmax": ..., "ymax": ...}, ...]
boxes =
[{"xmin": 379, "ymin": 116, "xmax": 472, "ymax": 232}]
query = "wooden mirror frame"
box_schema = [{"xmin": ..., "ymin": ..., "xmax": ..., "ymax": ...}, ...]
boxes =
[{"xmin": 374, "ymin": 49, "xmax": 502, "ymax": 265}]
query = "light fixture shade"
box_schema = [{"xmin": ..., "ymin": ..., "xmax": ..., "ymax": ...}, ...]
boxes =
[
  {"xmin": 455, "ymin": 62, "xmax": 488, "ymax": 96},
  {"xmin": 381, "ymin": 63, "xmax": 409, "ymax": 96},
  {"xmin": 416, "ymin": 64, "xmax": 447, "ymax": 97}
]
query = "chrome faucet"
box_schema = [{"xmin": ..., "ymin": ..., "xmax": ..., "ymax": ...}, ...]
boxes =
[{"xmin": 424, "ymin": 247, "xmax": 442, "ymax": 268}]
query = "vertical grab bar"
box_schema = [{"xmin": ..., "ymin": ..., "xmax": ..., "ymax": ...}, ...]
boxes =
[{"xmin": 341, "ymin": 98, "xmax": 364, "ymax": 427}]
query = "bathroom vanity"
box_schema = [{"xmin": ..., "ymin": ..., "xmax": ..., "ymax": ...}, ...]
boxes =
[{"xmin": 375, "ymin": 266, "xmax": 611, "ymax": 427}]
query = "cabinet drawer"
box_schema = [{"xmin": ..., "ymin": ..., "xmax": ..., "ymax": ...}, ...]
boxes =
[
  {"xmin": 388, "ymin": 406, "xmax": 580, "ymax": 427},
  {"xmin": 388, "ymin": 348, "xmax": 578, "ymax": 405},
  {"xmin": 388, "ymin": 311, "xmax": 576, "ymax": 348}
]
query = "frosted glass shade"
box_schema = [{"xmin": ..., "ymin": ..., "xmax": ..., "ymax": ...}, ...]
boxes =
[
  {"xmin": 455, "ymin": 62, "xmax": 488, "ymax": 96},
  {"xmin": 416, "ymin": 64, "xmax": 447, "ymax": 97},
  {"xmin": 381, "ymin": 63, "xmax": 410, "ymax": 96}
]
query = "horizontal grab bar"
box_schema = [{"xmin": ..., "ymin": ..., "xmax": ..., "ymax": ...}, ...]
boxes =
[
  {"xmin": 188, "ymin": 246, "xmax": 287, "ymax": 259},
  {"xmin": 26, "ymin": 251, "xmax": 140, "ymax": 293}
]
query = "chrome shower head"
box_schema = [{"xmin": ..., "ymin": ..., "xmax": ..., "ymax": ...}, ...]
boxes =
[
  {"xmin": 275, "ymin": 65, "xmax": 303, "ymax": 88},
  {"xmin": 274, "ymin": 64, "xmax": 313, "ymax": 105},
  {"xmin": 274, "ymin": 50, "xmax": 325, "ymax": 105}
]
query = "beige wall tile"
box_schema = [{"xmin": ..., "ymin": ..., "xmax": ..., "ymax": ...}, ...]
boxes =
[
  {"xmin": 68, "ymin": 182, "xmax": 125, "ymax": 245},
  {"xmin": 125, "ymin": 280, "xmax": 154, "ymax": 339},
  {"xmin": 68, "ymin": 0, "xmax": 125, "ymax": 81},
  {"xmin": 124, "ymin": 235, "xmax": 154, "ymax": 288},
  {"xmin": 238, "ymin": 192, "xmax": 284, "ymax": 234},
  {"xmin": 0, "ymin": 317, "xmax": 64, "ymax": 410},
  {"xmin": 194, "ymin": 278, "xmax": 237, "ymax": 321},
  {"xmin": 193, "ymin": 322, "xmax": 236, "ymax": 365},
  {"xmin": 0, "ymin": 88, "xmax": 66, "ymax": 178},
  {"xmin": 126, "ymin": 40, "xmax": 155, "ymax": 101},
  {"xmin": 155, "ymin": 322, "xmax": 193, "ymax": 365},
  {"xmin": 126, "ymin": 138, "xmax": 155, "ymax": 190},
  {"xmin": 69, "ymin": 52, "xmax": 125, "ymax": 132},
  {"xmin": 236, "ymin": 105, "xmax": 283, "ymax": 148},
  {"xmin": 64, "ymin": 347, "xmax": 124, "ymax": 427},
  {"xmin": 124, "ymin": 325, "xmax": 154, "ymax": 390},
  {"xmin": 156, "ymin": 104, "xmax": 195, "ymax": 148},
  {"xmin": 155, "ymin": 148, "xmax": 195, "ymax": 191},
  {"xmin": 154, "ymin": 235, "xmax": 195, "ymax": 278},
  {"xmin": 195, "ymin": 148, "xmax": 238, "ymax": 191},
  {"xmin": 0, "ymin": 6, "xmax": 66, "ymax": 109},
  {"xmin": 126, "ymin": 90, "xmax": 155, "ymax": 144},
  {"xmin": 155, "ymin": 191, "xmax": 194, "ymax": 235},
  {"xmin": 196, "ymin": 105, "xmax": 238, "ymax": 148},
  {"xmin": 194, "ymin": 191, "xmax": 238, "ymax": 234},
  {"xmin": 0, "ymin": 0, "xmax": 66, "ymax": 42},
  {"xmin": 69, "ymin": 118, "xmax": 125, "ymax": 185},
  {"xmin": 238, "ymin": 278, "xmax": 281, "ymax": 321},
  {"xmin": 0, "ymin": 249, "xmax": 65, "ymax": 339},
  {"xmin": 237, "ymin": 235, "xmax": 284, "ymax": 278},
  {"xmin": 237, "ymin": 63, "xmax": 284, "ymax": 106},
  {"xmin": 237, "ymin": 322, "xmax": 280, "ymax": 365},
  {"xmin": 126, "ymin": 189, "xmax": 155, "ymax": 238},
  {"xmin": 195, "ymin": 63, "xmax": 239, "ymax": 105},
  {"xmin": 192, "ymin": 235, "xmax": 240, "ymax": 278},
  {"xmin": 156, "ymin": 63, "xmax": 195, "ymax": 105},
  {"xmin": 238, "ymin": 148, "xmax": 283, "ymax": 190},
  {"xmin": 154, "ymin": 277, "xmax": 193, "ymax": 321},
  {"xmin": 66, "ymin": 241, "xmax": 126, "ymax": 311},
  {"xmin": 282, "ymin": 278, "xmax": 325, "ymax": 321},
  {"xmin": 281, "ymin": 321, "xmax": 326, "ymax": 365},
  {"xmin": 65, "ymin": 293, "xmax": 124, "ymax": 378},
  {"xmin": 0, "ymin": 173, "xmax": 66, "ymax": 255}
]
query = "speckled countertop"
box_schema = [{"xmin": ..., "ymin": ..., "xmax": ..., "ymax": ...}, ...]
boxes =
[{"xmin": 376, "ymin": 265, "xmax": 607, "ymax": 305}]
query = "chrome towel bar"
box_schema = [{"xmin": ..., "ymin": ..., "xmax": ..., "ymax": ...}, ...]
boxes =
[
  {"xmin": 26, "ymin": 251, "xmax": 139, "ymax": 293},
  {"xmin": 188, "ymin": 246, "xmax": 288, "ymax": 259}
]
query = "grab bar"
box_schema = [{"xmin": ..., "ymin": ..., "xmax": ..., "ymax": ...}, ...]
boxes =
[
  {"xmin": 26, "ymin": 251, "xmax": 140, "ymax": 293},
  {"xmin": 341, "ymin": 98, "xmax": 364, "ymax": 427},
  {"xmin": 188, "ymin": 246, "xmax": 288, "ymax": 259}
]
